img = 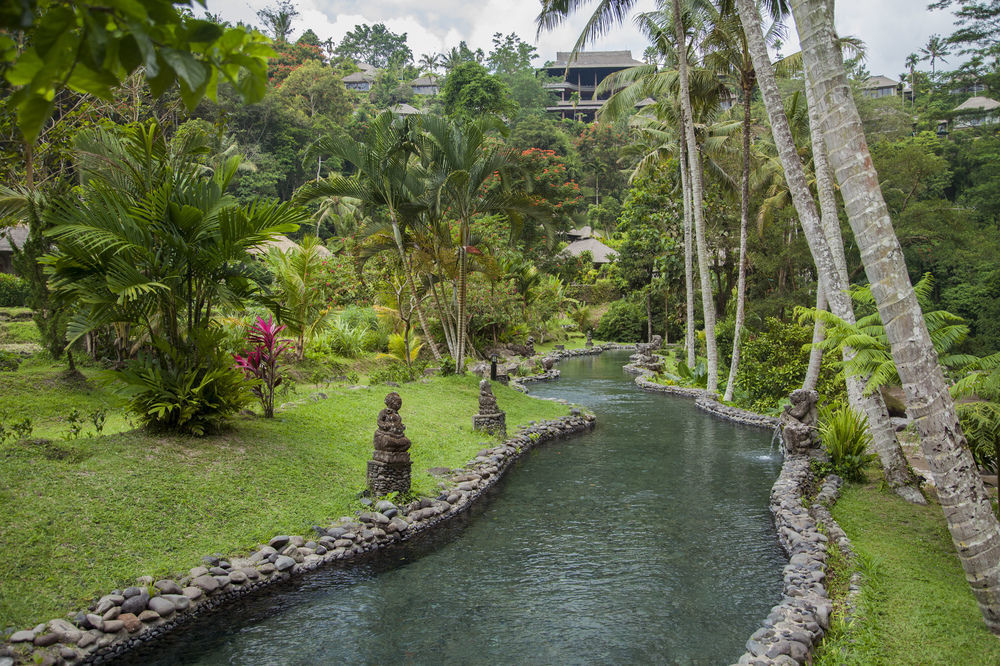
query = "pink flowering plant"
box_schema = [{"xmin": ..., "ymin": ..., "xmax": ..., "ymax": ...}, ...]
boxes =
[{"xmin": 233, "ymin": 317, "xmax": 291, "ymax": 418}]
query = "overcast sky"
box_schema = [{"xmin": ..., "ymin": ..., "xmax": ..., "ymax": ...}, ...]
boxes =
[{"xmin": 206, "ymin": 0, "xmax": 964, "ymax": 81}]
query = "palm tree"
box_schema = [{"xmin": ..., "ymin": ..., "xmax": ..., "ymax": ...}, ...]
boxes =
[
  {"xmin": 417, "ymin": 114, "xmax": 529, "ymax": 372},
  {"xmin": 737, "ymin": 0, "xmax": 923, "ymax": 504},
  {"xmin": 905, "ymin": 52, "xmax": 920, "ymax": 107},
  {"xmin": 43, "ymin": 121, "xmax": 306, "ymax": 432},
  {"xmin": 789, "ymin": 0, "xmax": 1000, "ymax": 632},
  {"xmin": 920, "ymin": 33, "xmax": 951, "ymax": 74},
  {"xmin": 418, "ymin": 52, "xmax": 442, "ymax": 74},
  {"xmin": 702, "ymin": 3, "xmax": 785, "ymax": 401},
  {"xmin": 295, "ymin": 111, "xmax": 444, "ymax": 361}
]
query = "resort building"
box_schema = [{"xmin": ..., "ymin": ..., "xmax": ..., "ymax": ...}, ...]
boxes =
[
  {"xmin": 0, "ymin": 225, "xmax": 27, "ymax": 274},
  {"xmin": 953, "ymin": 96, "xmax": 1000, "ymax": 128},
  {"xmin": 861, "ymin": 75, "xmax": 912, "ymax": 100},
  {"xmin": 410, "ymin": 75, "xmax": 441, "ymax": 95},
  {"xmin": 344, "ymin": 62, "xmax": 377, "ymax": 92},
  {"xmin": 541, "ymin": 50, "xmax": 645, "ymax": 120}
]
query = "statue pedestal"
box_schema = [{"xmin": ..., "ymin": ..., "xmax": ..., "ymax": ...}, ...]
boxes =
[
  {"xmin": 473, "ymin": 412, "xmax": 506, "ymax": 438},
  {"xmin": 367, "ymin": 460, "xmax": 412, "ymax": 496}
]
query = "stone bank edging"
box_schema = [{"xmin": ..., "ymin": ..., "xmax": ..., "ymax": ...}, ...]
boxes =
[
  {"xmin": 629, "ymin": 364, "xmax": 779, "ymax": 429},
  {"xmin": 0, "ymin": 413, "xmax": 596, "ymax": 666}
]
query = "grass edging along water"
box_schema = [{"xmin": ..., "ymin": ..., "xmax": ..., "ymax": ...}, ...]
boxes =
[{"xmin": 0, "ymin": 368, "xmax": 594, "ymax": 665}]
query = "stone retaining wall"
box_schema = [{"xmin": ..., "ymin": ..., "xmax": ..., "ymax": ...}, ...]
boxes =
[
  {"xmin": 0, "ymin": 413, "xmax": 595, "ymax": 666},
  {"xmin": 695, "ymin": 397, "xmax": 780, "ymax": 430}
]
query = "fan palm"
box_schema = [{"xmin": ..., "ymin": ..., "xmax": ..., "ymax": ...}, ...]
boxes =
[
  {"xmin": 417, "ymin": 114, "xmax": 531, "ymax": 371},
  {"xmin": 42, "ymin": 121, "xmax": 306, "ymax": 432},
  {"xmin": 295, "ymin": 111, "xmax": 443, "ymax": 361}
]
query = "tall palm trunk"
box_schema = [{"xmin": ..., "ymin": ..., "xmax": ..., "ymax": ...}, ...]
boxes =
[
  {"xmin": 802, "ymin": 285, "xmax": 826, "ymax": 390},
  {"xmin": 724, "ymin": 86, "xmax": 752, "ymax": 401},
  {"xmin": 790, "ymin": 0, "xmax": 1000, "ymax": 632},
  {"xmin": 736, "ymin": 0, "xmax": 922, "ymax": 504},
  {"xmin": 679, "ymin": 133, "xmax": 696, "ymax": 368},
  {"xmin": 804, "ymin": 69, "xmax": 918, "ymax": 500},
  {"xmin": 455, "ymin": 222, "xmax": 469, "ymax": 371},
  {"xmin": 672, "ymin": 0, "xmax": 718, "ymax": 391}
]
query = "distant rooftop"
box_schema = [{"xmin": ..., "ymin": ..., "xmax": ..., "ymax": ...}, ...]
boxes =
[
  {"xmin": 864, "ymin": 75, "xmax": 899, "ymax": 88},
  {"xmin": 954, "ymin": 96, "xmax": 1000, "ymax": 112},
  {"xmin": 410, "ymin": 75, "xmax": 440, "ymax": 86},
  {"xmin": 343, "ymin": 71, "xmax": 375, "ymax": 83},
  {"xmin": 545, "ymin": 50, "xmax": 644, "ymax": 69}
]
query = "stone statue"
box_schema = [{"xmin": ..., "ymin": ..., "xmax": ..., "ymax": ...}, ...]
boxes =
[
  {"xmin": 367, "ymin": 392, "xmax": 412, "ymax": 495},
  {"xmin": 631, "ymin": 335, "xmax": 663, "ymax": 372},
  {"xmin": 585, "ymin": 330, "xmax": 593, "ymax": 348},
  {"xmin": 473, "ymin": 380, "xmax": 506, "ymax": 437},
  {"xmin": 525, "ymin": 336, "xmax": 536, "ymax": 357},
  {"xmin": 780, "ymin": 389, "xmax": 820, "ymax": 454}
]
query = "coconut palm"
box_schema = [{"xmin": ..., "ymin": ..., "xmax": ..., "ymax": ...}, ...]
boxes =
[
  {"xmin": 789, "ymin": 0, "xmax": 1000, "ymax": 632},
  {"xmin": 702, "ymin": 3, "xmax": 785, "ymax": 401},
  {"xmin": 419, "ymin": 52, "xmax": 442, "ymax": 74},
  {"xmin": 736, "ymin": 0, "xmax": 923, "ymax": 505},
  {"xmin": 920, "ymin": 33, "xmax": 951, "ymax": 74}
]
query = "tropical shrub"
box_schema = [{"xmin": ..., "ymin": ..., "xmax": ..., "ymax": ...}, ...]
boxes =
[
  {"xmin": 818, "ymin": 404, "xmax": 876, "ymax": 482},
  {"xmin": 266, "ymin": 236, "xmax": 334, "ymax": 360},
  {"xmin": 234, "ymin": 317, "xmax": 291, "ymax": 419},
  {"xmin": 0, "ymin": 273, "xmax": 29, "ymax": 307},
  {"xmin": 595, "ymin": 298, "xmax": 645, "ymax": 342},
  {"xmin": 43, "ymin": 122, "xmax": 305, "ymax": 433},
  {"xmin": 368, "ymin": 360, "xmax": 423, "ymax": 385},
  {"xmin": 118, "ymin": 331, "xmax": 250, "ymax": 436},
  {"xmin": 325, "ymin": 320, "xmax": 368, "ymax": 358},
  {"xmin": 736, "ymin": 318, "xmax": 844, "ymax": 414}
]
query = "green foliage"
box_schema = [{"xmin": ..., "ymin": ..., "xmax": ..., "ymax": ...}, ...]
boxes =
[
  {"xmin": 334, "ymin": 23, "xmax": 412, "ymax": 69},
  {"xmin": 439, "ymin": 356, "xmax": 456, "ymax": 376},
  {"xmin": 595, "ymin": 298, "xmax": 646, "ymax": 342},
  {"xmin": 0, "ymin": 1, "xmax": 273, "ymax": 142},
  {"xmin": 667, "ymin": 358, "xmax": 709, "ymax": 389},
  {"xmin": 368, "ymin": 360, "xmax": 420, "ymax": 384},
  {"xmin": 0, "ymin": 273, "xmax": 28, "ymax": 307},
  {"xmin": 440, "ymin": 62, "xmax": 517, "ymax": 120},
  {"xmin": 0, "ymin": 349, "xmax": 20, "ymax": 371},
  {"xmin": 797, "ymin": 275, "xmax": 976, "ymax": 395},
  {"xmin": 818, "ymin": 405, "xmax": 876, "ymax": 482},
  {"xmin": 118, "ymin": 333, "xmax": 250, "ymax": 436},
  {"xmin": 736, "ymin": 317, "xmax": 844, "ymax": 413}
]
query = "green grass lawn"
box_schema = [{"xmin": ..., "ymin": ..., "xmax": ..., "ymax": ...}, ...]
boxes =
[
  {"xmin": 814, "ymin": 479, "xmax": 1000, "ymax": 665},
  {"xmin": 0, "ymin": 368, "xmax": 569, "ymax": 630}
]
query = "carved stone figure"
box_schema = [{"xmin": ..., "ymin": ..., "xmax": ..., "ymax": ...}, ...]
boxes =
[
  {"xmin": 367, "ymin": 392, "xmax": 412, "ymax": 495},
  {"xmin": 780, "ymin": 388, "xmax": 820, "ymax": 454},
  {"xmin": 585, "ymin": 330, "xmax": 593, "ymax": 348},
  {"xmin": 473, "ymin": 380, "xmax": 506, "ymax": 437},
  {"xmin": 630, "ymin": 335, "xmax": 664, "ymax": 372}
]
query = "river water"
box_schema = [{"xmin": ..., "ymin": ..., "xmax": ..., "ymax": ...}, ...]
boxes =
[{"xmin": 129, "ymin": 351, "xmax": 785, "ymax": 665}]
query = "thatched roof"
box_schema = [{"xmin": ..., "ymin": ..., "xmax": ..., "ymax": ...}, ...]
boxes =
[
  {"xmin": 562, "ymin": 237, "xmax": 617, "ymax": 264},
  {"xmin": 954, "ymin": 96, "xmax": 1000, "ymax": 112},
  {"xmin": 546, "ymin": 50, "xmax": 644, "ymax": 69}
]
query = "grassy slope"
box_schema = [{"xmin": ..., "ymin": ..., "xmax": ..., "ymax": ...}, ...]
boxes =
[
  {"xmin": 0, "ymin": 370, "xmax": 568, "ymax": 629},
  {"xmin": 814, "ymin": 480, "xmax": 1000, "ymax": 665}
]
